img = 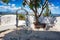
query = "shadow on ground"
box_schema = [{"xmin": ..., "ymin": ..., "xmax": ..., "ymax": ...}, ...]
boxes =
[{"xmin": 2, "ymin": 29, "xmax": 60, "ymax": 40}]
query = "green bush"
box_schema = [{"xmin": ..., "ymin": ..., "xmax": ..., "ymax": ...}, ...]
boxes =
[{"xmin": 18, "ymin": 14, "xmax": 25, "ymax": 20}]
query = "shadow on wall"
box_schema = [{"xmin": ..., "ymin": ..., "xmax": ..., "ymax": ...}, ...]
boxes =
[{"xmin": 2, "ymin": 29, "xmax": 60, "ymax": 40}]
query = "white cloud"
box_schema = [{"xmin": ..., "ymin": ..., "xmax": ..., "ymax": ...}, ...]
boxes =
[
  {"xmin": 49, "ymin": 4, "xmax": 59, "ymax": 10},
  {"xmin": 11, "ymin": 4, "xmax": 15, "ymax": 7},
  {"xmin": 0, "ymin": 5, "xmax": 21, "ymax": 12},
  {"xmin": 49, "ymin": 4, "xmax": 60, "ymax": 14},
  {"xmin": 0, "ymin": 3, "xmax": 60, "ymax": 14},
  {"xmin": 8, "ymin": 3, "xmax": 11, "ymax": 6}
]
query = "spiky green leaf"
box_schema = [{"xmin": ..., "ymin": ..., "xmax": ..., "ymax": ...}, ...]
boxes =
[{"xmin": 2, "ymin": 0, "xmax": 9, "ymax": 4}]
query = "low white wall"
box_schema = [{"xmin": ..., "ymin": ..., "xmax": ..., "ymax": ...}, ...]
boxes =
[
  {"xmin": 1, "ymin": 15, "xmax": 16, "ymax": 26},
  {"xmin": 54, "ymin": 17, "xmax": 60, "ymax": 27},
  {"xmin": 0, "ymin": 15, "xmax": 16, "ymax": 31},
  {"xmin": 18, "ymin": 20, "xmax": 25, "ymax": 26}
]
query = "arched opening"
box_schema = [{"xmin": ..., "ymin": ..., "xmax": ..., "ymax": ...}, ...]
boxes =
[
  {"xmin": 16, "ymin": 8, "xmax": 28, "ymax": 27},
  {"xmin": 0, "ymin": 15, "xmax": 1, "ymax": 25}
]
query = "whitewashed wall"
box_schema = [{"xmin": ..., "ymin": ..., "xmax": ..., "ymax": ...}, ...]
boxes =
[
  {"xmin": 54, "ymin": 17, "xmax": 60, "ymax": 27},
  {"xmin": 0, "ymin": 15, "xmax": 16, "ymax": 31},
  {"xmin": 28, "ymin": 15, "xmax": 35, "ymax": 29},
  {"xmin": 1, "ymin": 15, "xmax": 16, "ymax": 26}
]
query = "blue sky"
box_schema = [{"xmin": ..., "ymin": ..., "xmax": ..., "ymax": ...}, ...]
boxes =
[{"xmin": 0, "ymin": 0, "xmax": 60, "ymax": 14}]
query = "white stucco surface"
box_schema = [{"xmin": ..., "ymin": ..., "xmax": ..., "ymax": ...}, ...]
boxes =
[{"xmin": 0, "ymin": 15, "xmax": 60, "ymax": 31}]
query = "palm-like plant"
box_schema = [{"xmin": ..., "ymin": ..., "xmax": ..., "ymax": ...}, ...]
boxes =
[
  {"xmin": 44, "ymin": 1, "xmax": 52, "ymax": 17},
  {"xmin": 2, "ymin": 0, "xmax": 9, "ymax": 4},
  {"xmin": 23, "ymin": 0, "xmax": 48, "ymax": 24},
  {"xmin": 43, "ymin": 0, "xmax": 51, "ymax": 17}
]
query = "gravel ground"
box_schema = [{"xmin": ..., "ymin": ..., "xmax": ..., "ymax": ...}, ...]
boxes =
[{"xmin": 0, "ymin": 28, "xmax": 60, "ymax": 40}]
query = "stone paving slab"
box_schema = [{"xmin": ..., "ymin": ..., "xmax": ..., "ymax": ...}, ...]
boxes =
[{"xmin": 0, "ymin": 29, "xmax": 60, "ymax": 40}]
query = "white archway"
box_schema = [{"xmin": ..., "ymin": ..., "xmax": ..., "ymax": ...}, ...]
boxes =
[{"xmin": 16, "ymin": 8, "xmax": 28, "ymax": 27}]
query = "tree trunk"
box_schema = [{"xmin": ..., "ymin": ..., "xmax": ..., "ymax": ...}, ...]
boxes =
[
  {"xmin": 35, "ymin": 13, "xmax": 39, "ymax": 24},
  {"xmin": 34, "ymin": 7, "xmax": 39, "ymax": 24},
  {"xmin": 38, "ymin": 8, "xmax": 44, "ymax": 17},
  {"xmin": 38, "ymin": 0, "xmax": 48, "ymax": 17},
  {"xmin": 34, "ymin": 13, "xmax": 41, "ymax": 29}
]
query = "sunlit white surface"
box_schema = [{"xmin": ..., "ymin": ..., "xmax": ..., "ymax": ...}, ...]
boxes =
[{"xmin": 0, "ymin": 15, "xmax": 60, "ymax": 31}]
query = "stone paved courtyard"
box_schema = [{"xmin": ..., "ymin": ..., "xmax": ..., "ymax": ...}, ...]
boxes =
[{"xmin": 0, "ymin": 28, "xmax": 60, "ymax": 40}]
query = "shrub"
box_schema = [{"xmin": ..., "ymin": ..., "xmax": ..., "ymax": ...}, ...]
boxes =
[{"xmin": 18, "ymin": 14, "xmax": 25, "ymax": 20}]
